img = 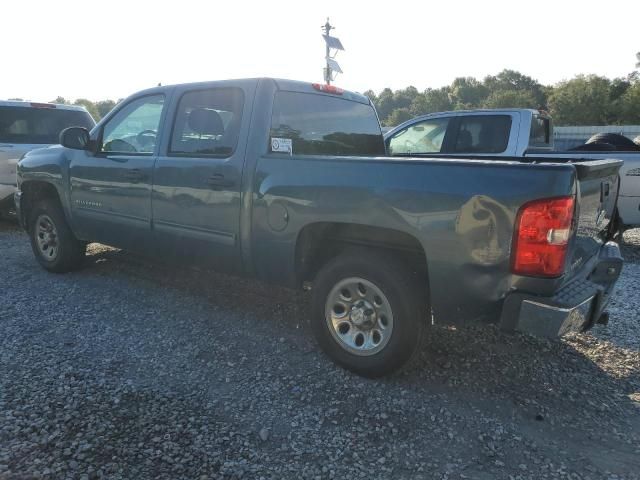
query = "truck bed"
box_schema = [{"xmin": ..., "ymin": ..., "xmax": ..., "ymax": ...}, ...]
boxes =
[{"xmin": 251, "ymin": 154, "xmax": 621, "ymax": 325}]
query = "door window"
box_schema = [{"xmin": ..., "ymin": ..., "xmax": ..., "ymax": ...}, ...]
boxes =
[
  {"xmin": 388, "ymin": 118, "xmax": 450, "ymax": 155},
  {"xmin": 169, "ymin": 88, "xmax": 244, "ymax": 156},
  {"xmin": 451, "ymin": 115, "xmax": 512, "ymax": 153},
  {"xmin": 101, "ymin": 95, "xmax": 164, "ymax": 154},
  {"xmin": 529, "ymin": 115, "xmax": 551, "ymax": 147}
]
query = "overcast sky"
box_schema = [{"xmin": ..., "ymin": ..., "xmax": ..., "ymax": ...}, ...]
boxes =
[{"xmin": 2, "ymin": 0, "xmax": 638, "ymax": 102}]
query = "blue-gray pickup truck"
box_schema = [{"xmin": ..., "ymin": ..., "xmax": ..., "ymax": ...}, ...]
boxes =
[{"xmin": 15, "ymin": 78, "xmax": 623, "ymax": 377}]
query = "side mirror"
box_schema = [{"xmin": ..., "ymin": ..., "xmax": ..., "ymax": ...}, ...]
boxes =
[{"xmin": 60, "ymin": 127, "xmax": 90, "ymax": 150}]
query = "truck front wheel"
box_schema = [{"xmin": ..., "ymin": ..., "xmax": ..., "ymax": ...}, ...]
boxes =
[
  {"xmin": 311, "ymin": 251, "xmax": 427, "ymax": 377},
  {"xmin": 28, "ymin": 200, "xmax": 86, "ymax": 273}
]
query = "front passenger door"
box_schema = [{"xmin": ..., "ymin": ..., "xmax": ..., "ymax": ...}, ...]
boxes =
[{"xmin": 69, "ymin": 94, "xmax": 166, "ymax": 250}]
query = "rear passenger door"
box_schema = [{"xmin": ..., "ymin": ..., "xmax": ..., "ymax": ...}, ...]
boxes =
[{"xmin": 152, "ymin": 82, "xmax": 254, "ymax": 272}]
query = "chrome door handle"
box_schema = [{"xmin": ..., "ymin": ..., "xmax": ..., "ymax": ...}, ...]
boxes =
[
  {"xmin": 124, "ymin": 169, "xmax": 145, "ymax": 182},
  {"xmin": 206, "ymin": 174, "xmax": 234, "ymax": 189}
]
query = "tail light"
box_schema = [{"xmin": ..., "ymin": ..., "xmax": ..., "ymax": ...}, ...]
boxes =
[
  {"xmin": 511, "ymin": 196, "xmax": 575, "ymax": 277},
  {"xmin": 311, "ymin": 83, "xmax": 344, "ymax": 95}
]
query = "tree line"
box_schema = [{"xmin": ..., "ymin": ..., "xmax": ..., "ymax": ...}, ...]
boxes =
[
  {"xmin": 49, "ymin": 97, "xmax": 118, "ymax": 122},
  {"xmin": 364, "ymin": 69, "xmax": 640, "ymax": 127},
  {"xmin": 13, "ymin": 68, "xmax": 638, "ymax": 127},
  {"xmin": 7, "ymin": 96, "xmax": 119, "ymax": 121}
]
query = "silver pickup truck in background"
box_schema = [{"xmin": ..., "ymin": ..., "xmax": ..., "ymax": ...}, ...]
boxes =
[
  {"xmin": 0, "ymin": 101, "xmax": 95, "ymax": 216},
  {"xmin": 384, "ymin": 109, "xmax": 640, "ymax": 232}
]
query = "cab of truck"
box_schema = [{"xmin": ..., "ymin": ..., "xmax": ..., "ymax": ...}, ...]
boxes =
[
  {"xmin": 384, "ymin": 108, "xmax": 640, "ymax": 231},
  {"xmin": 384, "ymin": 109, "xmax": 553, "ymax": 157}
]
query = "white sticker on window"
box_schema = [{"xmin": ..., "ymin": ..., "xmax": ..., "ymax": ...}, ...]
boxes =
[{"xmin": 271, "ymin": 137, "xmax": 292, "ymax": 154}]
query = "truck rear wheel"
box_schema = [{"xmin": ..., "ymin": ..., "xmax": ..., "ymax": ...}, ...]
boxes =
[
  {"xmin": 28, "ymin": 200, "xmax": 86, "ymax": 273},
  {"xmin": 311, "ymin": 251, "xmax": 427, "ymax": 377}
]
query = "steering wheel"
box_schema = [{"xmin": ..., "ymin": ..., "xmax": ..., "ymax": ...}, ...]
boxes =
[
  {"xmin": 403, "ymin": 138, "xmax": 417, "ymax": 153},
  {"xmin": 103, "ymin": 138, "xmax": 136, "ymax": 153},
  {"xmin": 136, "ymin": 129, "xmax": 157, "ymax": 148},
  {"xmin": 419, "ymin": 136, "xmax": 438, "ymax": 152}
]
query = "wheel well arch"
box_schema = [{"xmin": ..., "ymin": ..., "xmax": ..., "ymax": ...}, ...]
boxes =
[
  {"xmin": 294, "ymin": 222, "xmax": 430, "ymax": 300},
  {"xmin": 19, "ymin": 181, "xmax": 63, "ymax": 230}
]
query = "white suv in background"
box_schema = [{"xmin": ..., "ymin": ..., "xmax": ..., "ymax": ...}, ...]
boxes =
[{"xmin": 0, "ymin": 101, "xmax": 95, "ymax": 216}]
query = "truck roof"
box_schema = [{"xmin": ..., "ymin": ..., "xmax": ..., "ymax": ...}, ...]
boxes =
[
  {"xmin": 0, "ymin": 100, "xmax": 90, "ymax": 113},
  {"xmin": 133, "ymin": 78, "xmax": 371, "ymax": 105},
  {"xmin": 414, "ymin": 108, "xmax": 544, "ymax": 117}
]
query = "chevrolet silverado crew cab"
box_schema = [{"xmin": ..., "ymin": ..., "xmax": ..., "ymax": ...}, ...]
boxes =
[
  {"xmin": 16, "ymin": 79, "xmax": 623, "ymax": 377},
  {"xmin": 0, "ymin": 101, "xmax": 95, "ymax": 216},
  {"xmin": 384, "ymin": 108, "xmax": 640, "ymax": 233}
]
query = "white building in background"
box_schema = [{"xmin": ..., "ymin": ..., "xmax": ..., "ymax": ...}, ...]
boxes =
[{"xmin": 554, "ymin": 125, "xmax": 640, "ymax": 150}]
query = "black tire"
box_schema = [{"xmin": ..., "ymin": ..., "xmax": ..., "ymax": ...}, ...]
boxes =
[
  {"xmin": 570, "ymin": 142, "xmax": 616, "ymax": 152},
  {"xmin": 28, "ymin": 200, "xmax": 86, "ymax": 273},
  {"xmin": 311, "ymin": 251, "xmax": 428, "ymax": 378},
  {"xmin": 585, "ymin": 133, "xmax": 640, "ymax": 151}
]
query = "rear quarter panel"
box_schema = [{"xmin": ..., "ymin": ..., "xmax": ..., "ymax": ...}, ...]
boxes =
[{"xmin": 250, "ymin": 155, "xmax": 578, "ymax": 324}]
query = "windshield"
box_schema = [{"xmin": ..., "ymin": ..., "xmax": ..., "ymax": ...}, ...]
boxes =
[{"xmin": 0, "ymin": 106, "xmax": 95, "ymax": 144}]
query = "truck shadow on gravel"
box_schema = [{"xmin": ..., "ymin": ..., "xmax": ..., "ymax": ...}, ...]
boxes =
[
  {"xmin": 83, "ymin": 243, "xmax": 640, "ymax": 436},
  {"xmin": 0, "ymin": 217, "xmax": 20, "ymax": 231},
  {"xmin": 80, "ymin": 243, "xmax": 640, "ymax": 476},
  {"xmin": 0, "ymin": 231, "xmax": 640, "ymax": 479},
  {"xmin": 3, "ymin": 221, "xmax": 638, "ymax": 477}
]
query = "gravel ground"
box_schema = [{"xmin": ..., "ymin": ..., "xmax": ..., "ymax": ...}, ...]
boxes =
[{"xmin": 1, "ymin": 221, "xmax": 639, "ymax": 480}]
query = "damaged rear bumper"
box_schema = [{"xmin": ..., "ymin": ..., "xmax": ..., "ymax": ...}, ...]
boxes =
[{"xmin": 500, "ymin": 242, "xmax": 623, "ymax": 337}]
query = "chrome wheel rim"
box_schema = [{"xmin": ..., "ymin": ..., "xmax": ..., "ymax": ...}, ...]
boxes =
[
  {"xmin": 35, "ymin": 214, "xmax": 59, "ymax": 261},
  {"xmin": 325, "ymin": 277, "xmax": 394, "ymax": 356}
]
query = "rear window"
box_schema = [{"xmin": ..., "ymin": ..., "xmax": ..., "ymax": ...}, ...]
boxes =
[
  {"xmin": 269, "ymin": 91, "xmax": 385, "ymax": 156},
  {"xmin": 452, "ymin": 115, "xmax": 511, "ymax": 153},
  {"xmin": 0, "ymin": 106, "xmax": 95, "ymax": 144},
  {"xmin": 530, "ymin": 115, "xmax": 551, "ymax": 147}
]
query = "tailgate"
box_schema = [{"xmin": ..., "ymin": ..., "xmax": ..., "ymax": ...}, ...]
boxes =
[{"xmin": 569, "ymin": 159, "xmax": 622, "ymax": 274}]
